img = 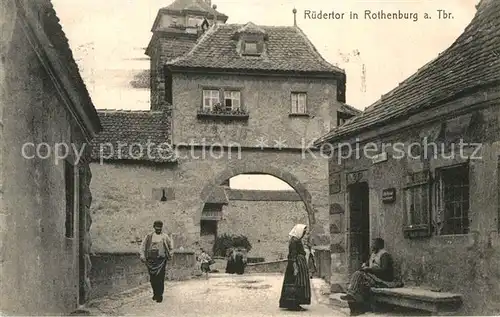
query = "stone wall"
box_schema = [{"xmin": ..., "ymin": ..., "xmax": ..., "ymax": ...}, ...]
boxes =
[
  {"xmin": 218, "ymin": 200, "xmax": 308, "ymax": 261},
  {"xmin": 313, "ymin": 246, "xmax": 331, "ymax": 282},
  {"xmin": 89, "ymin": 252, "xmax": 149, "ymax": 300},
  {"xmin": 245, "ymin": 260, "xmax": 288, "ymax": 274},
  {"xmin": 0, "ymin": 2, "xmax": 94, "ymax": 314},
  {"xmin": 328, "ymin": 97, "xmax": 500, "ymax": 314},
  {"xmin": 89, "ymin": 147, "xmax": 330, "ymax": 254},
  {"xmin": 170, "ymin": 72, "xmax": 340, "ymax": 148},
  {"xmin": 89, "ymin": 250, "xmax": 197, "ymax": 300}
]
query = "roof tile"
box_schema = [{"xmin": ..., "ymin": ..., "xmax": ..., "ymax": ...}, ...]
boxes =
[
  {"xmin": 90, "ymin": 110, "xmax": 176, "ymax": 163},
  {"xmin": 167, "ymin": 22, "xmax": 344, "ymax": 73},
  {"xmin": 162, "ymin": 0, "xmax": 227, "ymax": 18},
  {"xmin": 315, "ymin": 0, "xmax": 500, "ymax": 144},
  {"xmin": 25, "ymin": 0, "xmax": 101, "ymax": 132}
]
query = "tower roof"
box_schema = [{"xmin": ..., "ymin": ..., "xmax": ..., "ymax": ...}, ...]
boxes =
[
  {"xmin": 315, "ymin": 0, "xmax": 500, "ymax": 145},
  {"xmin": 163, "ymin": 0, "xmax": 225, "ymax": 15},
  {"xmin": 158, "ymin": 0, "xmax": 228, "ymax": 21},
  {"xmin": 150, "ymin": 0, "xmax": 228, "ymax": 32},
  {"xmin": 166, "ymin": 22, "xmax": 344, "ymax": 75}
]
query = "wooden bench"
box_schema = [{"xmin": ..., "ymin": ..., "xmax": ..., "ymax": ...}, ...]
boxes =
[{"xmin": 370, "ymin": 287, "xmax": 463, "ymax": 315}]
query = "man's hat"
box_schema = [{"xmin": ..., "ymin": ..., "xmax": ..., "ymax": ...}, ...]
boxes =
[{"xmin": 153, "ymin": 220, "xmax": 163, "ymax": 228}]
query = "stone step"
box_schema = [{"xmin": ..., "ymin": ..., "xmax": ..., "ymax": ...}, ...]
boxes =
[{"xmin": 329, "ymin": 292, "xmax": 349, "ymax": 308}]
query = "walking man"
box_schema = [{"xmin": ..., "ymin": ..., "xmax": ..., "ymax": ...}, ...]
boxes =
[{"xmin": 140, "ymin": 220, "xmax": 173, "ymax": 303}]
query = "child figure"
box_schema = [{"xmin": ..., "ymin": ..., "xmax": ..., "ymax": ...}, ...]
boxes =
[{"xmin": 198, "ymin": 248, "xmax": 212, "ymax": 279}]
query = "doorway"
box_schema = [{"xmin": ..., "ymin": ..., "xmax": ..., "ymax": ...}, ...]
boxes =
[{"xmin": 347, "ymin": 182, "xmax": 370, "ymax": 274}]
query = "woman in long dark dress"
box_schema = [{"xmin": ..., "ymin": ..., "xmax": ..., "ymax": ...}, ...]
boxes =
[
  {"xmin": 225, "ymin": 248, "xmax": 236, "ymax": 274},
  {"xmin": 233, "ymin": 248, "xmax": 247, "ymax": 275},
  {"xmin": 279, "ymin": 224, "xmax": 311, "ymax": 311}
]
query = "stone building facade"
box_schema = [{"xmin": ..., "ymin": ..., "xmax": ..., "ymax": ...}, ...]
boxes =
[
  {"xmin": 0, "ymin": 0, "xmax": 101, "ymax": 314},
  {"xmin": 90, "ymin": 0, "xmax": 360, "ymax": 256},
  {"xmin": 315, "ymin": 0, "xmax": 500, "ymax": 314}
]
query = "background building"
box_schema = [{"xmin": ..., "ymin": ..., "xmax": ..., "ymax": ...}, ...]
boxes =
[
  {"xmin": 89, "ymin": 0, "xmax": 359, "ymax": 260},
  {"xmin": 0, "ymin": 0, "xmax": 101, "ymax": 314},
  {"xmin": 316, "ymin": 0, "xmax": 500, "ymax": 314}
]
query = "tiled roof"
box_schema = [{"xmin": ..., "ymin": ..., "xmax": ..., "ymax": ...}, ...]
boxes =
[
  {"xmin": 161, "ymin": 37, "xmax": 197, "ymax": 61},
  {"xmin": 21, "ymin": 0, "xmax": 101, "ymax": 135},
  {"xmin": 145, "ymin": 32, "xmax": 197, "ymax": 58},
  {"xmin": 315, "ymin": 0, "xmax": 500, "ymax": 145},
  {"xmin": 236, "ymin": 22, "xmax": 266, "ymax": 35},
  {"xmin": 339, "ymin": 103, "xmax": 362, "ymax": 116},
  {"xmin": 90, "ymin": 110, "xmax": 176, "ymax": 163},
  {"xmin": 166, "ymin": 22, "xmax": 344, "ymax": 74},
  {"xmin": 130, "ymin": 69, "xmax": 150, "ymax": 89},
  {"xmin": 205, "ymin": 186, "xmax": 229, "ymax": 204},
  {"xmin": 162, "ymin": 0, "xmax": 227, "ymax": 18}
]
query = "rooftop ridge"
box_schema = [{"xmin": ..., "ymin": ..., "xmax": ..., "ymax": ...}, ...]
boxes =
[
  {"xmin": 167, "ymin": 23, "xmax": 220, "ymax": 65},
  {"xmin": 293, "ymin": 25, "xmax": 345, "ymax": 74},
  {"xmin": 366, "ymin": 9, "xmax": 484, "ymax": 113},
  {"xmin": 236, "ymin": 22, "xmax": 267, "ymax": 34},
  {"xmin": 166, "ymin": 22, "xmax": 345, "ymax": 73},
  {"xmin": 340, "ymin": 102, "xmax": 363, "ymax": 115},
  {"xmin": 97, "ymin": 109, "xmax": 164, "ymax": 114},
  {"xmin": 161, "ymin": 0, "xmax": 227, "ymax": 17},
  {"xmin": 315, "ymin": 0, "xmax": 500, "ymax": 144},
  {"xmin": 28, "ymin": 0, "xmax": 101, "ymax": 133}
]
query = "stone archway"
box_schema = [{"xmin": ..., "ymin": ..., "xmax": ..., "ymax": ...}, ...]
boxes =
[{"xmin": 199, "ymin": 165, "xmax": 316, "ymax": 227}]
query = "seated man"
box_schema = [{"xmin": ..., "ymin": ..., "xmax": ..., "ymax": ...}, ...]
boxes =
[{"xmin": 341, "ymin": 238, "xmax": 402, "ymax": 315}]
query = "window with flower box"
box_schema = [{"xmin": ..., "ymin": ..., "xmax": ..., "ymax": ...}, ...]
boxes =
[
  {"xmin": 224, "ymin": 91, "xmax": 241, "ymax": 111},
  {"xmin": 199, "ymin": 88, "xmax": 247, "ymax": 119},
  {"xmin": 202, "ymin": 89, "xmax": 220, "ymax": 110}
]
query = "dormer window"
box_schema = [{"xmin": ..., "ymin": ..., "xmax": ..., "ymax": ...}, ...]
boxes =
[
  {"xmin": 242, "ymin": 41, "xmax": 264, "ymax": 56},
  {"xmin": 234, "ymin": 22, "xmax": 268, "ymax": 57},
  {"xmin": 244, "ymin": 42, "xmax": 258, "ymax": 54}
]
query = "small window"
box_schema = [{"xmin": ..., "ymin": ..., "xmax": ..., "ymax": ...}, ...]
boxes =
[
  {"xmin": 65, "ymin": 160, "xmax": 75, "ymax": 238},
  {"xmin": 403, "ymin": 170, "xmax": 431, "ymax": 238},
  {"xmin": 171, "ymin": 17, "xmax": 178, "ymax": 26},
  {"xmin": 224, "ymin": 91, "xmax": 241, "ymax": 111},
  {"xmin": 203, "ymin": 89, "xmax": 220, "ymax": 110},
  {"xmin": 244, "ymin": 42, "xmax": 258, "ymax": 54},
  {"xmin": 291, "ymin": 92, "xmax": 307, "ymax": 114},
  {"xmin": 188, "ymin": 16, "xmax": 203, "ymax": 27},
  {"xmin": 200, "ymin": 220, "xmax": 217, "ymax": 236},
  {"xmin": 153, "ymin": 187, "xmax": 175, "ymax": 201},
  {"xmin": 435, "ymin": 164, "xmax": 470, "ymax": 235}
]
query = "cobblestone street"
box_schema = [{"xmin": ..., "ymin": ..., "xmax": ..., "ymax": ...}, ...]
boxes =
[{"xmin": 86, "ymin": 274, "xmax": 344, "ymax": 317}]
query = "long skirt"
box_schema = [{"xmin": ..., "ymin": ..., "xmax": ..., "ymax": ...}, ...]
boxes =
[
  {"xmin": 201, "ymin": 263, "xmax": 210, "ymax": 273},
  {"xmin": 307, "ymin": 255, "xmax": 317, "ymax": 277},
  {"xmin": 279, "ymin": 254, "xmax": 311, "ymax": 308},
  {"xmin": 225, "ymin": 257, "xmax": 235, "ymax": 274},
  {"xmin": 346, "ymin": 270, "xmax": 403, "ymax": 312},
  {"xmin": 234, "ymin": 254, "xmax": 245, "ymax": 275}
]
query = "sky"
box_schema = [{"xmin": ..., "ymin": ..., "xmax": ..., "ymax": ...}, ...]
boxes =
[{"xmin": 52, "ymin": 0, "xmax": 479, "ymax": 190}]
